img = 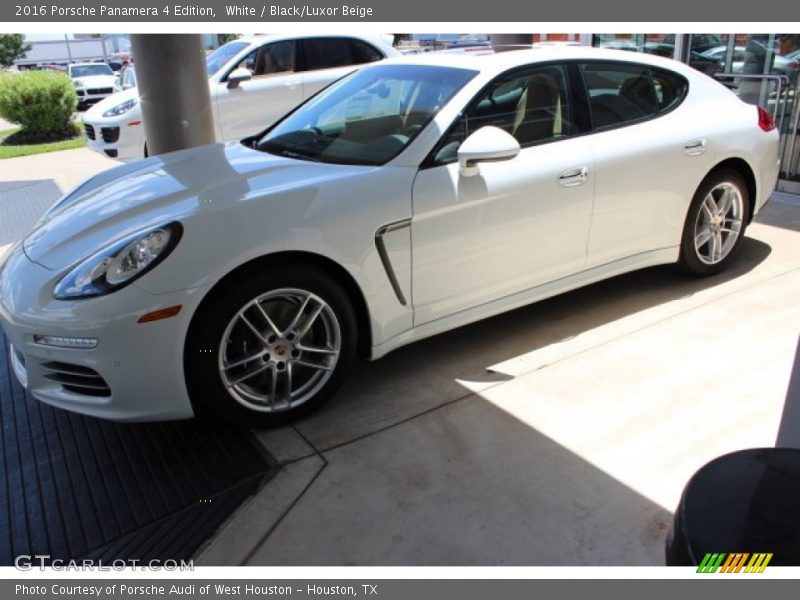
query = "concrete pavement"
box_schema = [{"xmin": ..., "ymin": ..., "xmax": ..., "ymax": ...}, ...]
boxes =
[
  {"xmin": 0, "ymin": 147, "xmax": 116, "ymax": 253},
  {"xmin": 199, "ymin": 195, "xmax": 800, "ymax": 566},
  {"xmin": 1, "ymin": 147, "xmax": 798, "ymax": 565}
]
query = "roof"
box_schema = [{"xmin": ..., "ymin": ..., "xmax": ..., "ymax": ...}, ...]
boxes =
[
  {"xmin": 379, "ymin": 45, "xmax": 698, "ymax": 76},
  {"xmin": 233, "ymin": 33, "xmax": 396, "ymax": 51}
]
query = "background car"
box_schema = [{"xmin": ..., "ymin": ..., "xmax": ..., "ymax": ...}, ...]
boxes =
[
  {"xmin": 0, "ymin": 47, "xmax": 779, "ymax": 426},
  {"xmin": 82, "ymin": 34, "xmax": 398, "ymax": 161},
  {"xmin": 68, "ymin": 62, "xmax": 116, "ymax": 111}
]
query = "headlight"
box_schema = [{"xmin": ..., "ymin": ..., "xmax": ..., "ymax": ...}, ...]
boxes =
[
  {"xmin": 103, "ymin": 98, "xmax": 137, "ymax": 117},
  {"xmin": 53, "ymin": 223, "xmax": 182, "ymax": 299}
]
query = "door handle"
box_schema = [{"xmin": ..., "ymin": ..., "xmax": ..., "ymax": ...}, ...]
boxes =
[
  {"xmin": 557, "ymin": 166, "xmax": 589, "ymax": 187},
  {"xmin": 684, "ymin": 138, "xmax": 707, "ymax": 156}
]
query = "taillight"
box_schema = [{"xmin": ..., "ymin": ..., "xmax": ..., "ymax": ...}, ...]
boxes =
[{"xmin": 757, "ymin": 106, "xmax": 776, "ymax": 132}]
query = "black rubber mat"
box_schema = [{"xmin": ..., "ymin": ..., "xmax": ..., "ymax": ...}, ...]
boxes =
[{"xmin": 0, "ymin": 330, "xmax": 276, "ymax": 565}]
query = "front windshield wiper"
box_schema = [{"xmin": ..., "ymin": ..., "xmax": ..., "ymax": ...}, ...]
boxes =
[{"xmin": 274, "ymin": 149, "xmax": 322, "ymax": 163}]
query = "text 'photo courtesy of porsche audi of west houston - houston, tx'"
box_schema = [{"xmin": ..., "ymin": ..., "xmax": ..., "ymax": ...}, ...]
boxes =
[
  {"xmin": 0, "ymin": 46, "xmax": 780, "ymax": 426},
  {"xmin": 82, "ymin": 34, "xmax": 398, "ymax": 160}
]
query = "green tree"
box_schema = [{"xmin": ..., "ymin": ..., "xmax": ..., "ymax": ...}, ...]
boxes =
[{"xmin": 0, "ymin": 34, "xmax": 32, "ymax": 68}]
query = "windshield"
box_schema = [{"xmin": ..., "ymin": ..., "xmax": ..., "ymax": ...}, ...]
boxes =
[
  {"xmin": 256, "ymin": 64, "xmax": 477, "ymax": 166},
  {"xmin": 206, "ymin": 41, "xmax": 249, "ymax": 76},
  {"xmin": 70, "ymin": 64, "xmax": 113, "ymax": 78}
]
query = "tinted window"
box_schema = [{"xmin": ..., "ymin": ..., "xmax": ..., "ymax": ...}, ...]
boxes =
[
  {"xmin": 350, "ymin": 39, "xmax": 385, "ymax": 64},
  {"xmin": 581, "ymin": 62, "xmax": 657, "ymax": 128},
  {"xmin": 650, "ymin": 67, "xmax": 688, "ymax": 112},
  {"xmin": 301, "ymin": 38, "xmax": 382, "ymax": 71},
  {"xmin": 231, "ymin": 41, "xmax": 295, "ymax": 77},
  {"xmin": 257, "ymin": 64, "xmax": 476, "ymax": 166},
  {"xmin": 433, "ymin": 64, "xmax": 574, "ymax": 164}
]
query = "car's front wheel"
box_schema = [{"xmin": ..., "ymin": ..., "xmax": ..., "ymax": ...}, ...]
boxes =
[
  {"xmin": 679, "ymin": 169, "xmax": 750, "ymax": 276},
  {"xmin": 185, "ymin": 264, "xmax": 357, "ymax": 427}
]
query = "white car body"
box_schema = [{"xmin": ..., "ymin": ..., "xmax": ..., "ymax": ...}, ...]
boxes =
[
  {"xmin": 69, "ymin": 63, "xmax": 117, "ymax": 109},
  {"xmin": 82, "ymin": 34, "xmax": 398, "ymax": 161},
  {"xmin": 0, "ymin": 46, "xmax": 780, "ymax": 422}
]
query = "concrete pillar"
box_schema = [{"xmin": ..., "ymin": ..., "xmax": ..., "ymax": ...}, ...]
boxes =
[
  {"xmin": 490, "ymin": 34, "xmax": 534, "ymax": 52},
  {"xmin": 130, "ymin": 34, "xmax": 215, "ymax": 156}
]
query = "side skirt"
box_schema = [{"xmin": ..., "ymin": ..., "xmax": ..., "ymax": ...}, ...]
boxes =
[{"xmin": 369, "ymin": 246, "xmax": 680, "ymax": 359}]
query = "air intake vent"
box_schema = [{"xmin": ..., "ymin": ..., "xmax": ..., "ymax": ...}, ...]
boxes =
[
  {"xmin": 41, "ymin": 361, "xmax": 111, "ymax": 398},
  {"xmin": 101, "ymin": 126, "xmax": 120, "ymax": 143},
  {"xmin": 84, "ymin": 124, "xmax": 96, "ymax": 140}
]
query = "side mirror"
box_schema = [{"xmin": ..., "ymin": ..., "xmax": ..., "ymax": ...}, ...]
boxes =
[
  {"xmin": 226, "ymin": 68, "xmax": 252, "ymax": 89},
  {"xmin": 457, "ymin": 126, "xmax": 520, "ymax": 177}
]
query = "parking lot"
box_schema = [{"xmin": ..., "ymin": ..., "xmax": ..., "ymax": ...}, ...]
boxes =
[{"xmin": 1, "ymin": 147, "xmax": 799, "ymax": 565}]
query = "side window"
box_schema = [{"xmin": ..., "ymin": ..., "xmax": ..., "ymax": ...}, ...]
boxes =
[
  {"xmin": 650, "ymin": 67, "xmax": 688, "ymax": 113},
  {"xmin": 433, "ymin": 64, "xmax": 573, "ymax": 164},
  {"xmin": 349, "ymin": 40, "xmax": 385, "ymax": 65},
  {"xmin": 302, "ymin": 38, "xmax": 358, "ymax": 71},
  {"xmin": 581, "ymin": 62, "xmax": 657, "ymax": 128},
  {"xmin": 231, "ymin": 41, "xmax": 295, "ymax": 78}
]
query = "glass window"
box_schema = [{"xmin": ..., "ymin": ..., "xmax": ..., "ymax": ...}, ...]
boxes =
[
  {"xmin": 433, "ymin": 64, "xmax": 573, "ymax": 164},
  {"xmin": 581, "ymin": 62, "xmax": 657, "ymax": 128},
  {"xmin": 256, "ymin": 64, "xmax": 477, "ymax": 166},
  {"xmin": 593, "ymin": 34, "xmax": 674, "ymax": 57},
  {"xmin": 301, "ymin": 38, "xmax": 359, "ymax": 71},
  {"xmin": 349, "ymin": 39, "xmax": 385, "ymax": 64},
  {"xmin": 231, "ymin": 41, "xmax": 295, "ymax": 78},
  {"xmin": 650, "ymin": 68, "xmax": 688, "ymax": 112},
  {"xmin": 69, "ymin": 64, "xmax": 113, "ymax": 78},
  {"xmin": 206, "ymin": 41, "xmax": 249, "ymax": 77}
]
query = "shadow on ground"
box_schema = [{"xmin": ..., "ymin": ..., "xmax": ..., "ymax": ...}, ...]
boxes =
[{"xmin": 296, "ymin": 237, "xmax": 772, "ymax": 450}]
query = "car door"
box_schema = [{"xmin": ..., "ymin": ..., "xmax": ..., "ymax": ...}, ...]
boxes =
[
  {"xmin": 298, "ymin": 37, "xmax": 386, "ymax": 99},
  {"xmin": 579, "ymin": 62, "xmax": 717, "ymax": 267},
  {"xmin": 214, "ymin": 40, "xmax": 303, "ymax": 141},
  {"xmin": 411, "ymin": 64, "xmax": 595, "ymax": 325}
]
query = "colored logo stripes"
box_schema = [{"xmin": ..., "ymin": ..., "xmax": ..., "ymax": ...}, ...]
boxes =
[{"xmin": 697, "ymin": 552, "xmax": 773, "ymax": 573}]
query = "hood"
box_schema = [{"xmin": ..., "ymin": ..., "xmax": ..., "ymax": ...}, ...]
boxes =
[
  {"xmin": 86, "ymin": 87, "xmax": 139, "ymax": 118},
  {"xmin": 23, "ymin": 142, "xmax": 371, "ymax": 272},
  {"xmin": 73, "ymin": 74, "xmax": 117, "ymax": 88}
]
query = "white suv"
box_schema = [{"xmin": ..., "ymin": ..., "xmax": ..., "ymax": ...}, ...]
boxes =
[
  {"xmin": 68, "ymin": 62, "xmax": 117, "ymax": 111},
  {"xmin": 83, "ymin": 34, "xmax": 398, "ymax": 161}
]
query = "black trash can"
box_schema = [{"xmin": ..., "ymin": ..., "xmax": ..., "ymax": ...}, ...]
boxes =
[{"xmin": 666, "ymin": 447, "xmax": 800, "ymax": 566}]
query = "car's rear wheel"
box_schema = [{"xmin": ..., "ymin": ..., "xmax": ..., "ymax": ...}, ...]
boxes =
[
  {"xmin": 185, "ymin": 264, "xmax": 357, "ymax": 427},
  {"xmin": 679, "ymin": 170, "xmax": 750, "ymax": 276}
]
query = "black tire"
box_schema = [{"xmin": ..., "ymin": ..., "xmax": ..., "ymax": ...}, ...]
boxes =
[
  {"xmin": 679, "ymin": 169, "xmax": 750, "ymax": 277},
  {"xmin": 184, "ymin": 263, "xmax": 357, "ymax": 427}
]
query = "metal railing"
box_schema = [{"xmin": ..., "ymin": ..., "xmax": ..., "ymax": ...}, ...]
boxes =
[{"xmin": 714, "ymin": 72, "xmax": 800, "ymax": 178}]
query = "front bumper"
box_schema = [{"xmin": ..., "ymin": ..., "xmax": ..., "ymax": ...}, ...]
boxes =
[
  {"xmin": 77, "ymin": 90, "xmax": 114, "ymax": 108},
  {"xmin": 83, "ymin": 116, "xmax": 145, "ymax": 162},
  {"xmin": 0, "ymin": 244, "xmax": 201, "ymax": 421}
]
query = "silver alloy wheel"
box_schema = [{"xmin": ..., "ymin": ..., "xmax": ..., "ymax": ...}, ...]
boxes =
[
  {"xmin": 693, "ymin": 182, "xmax": 744, "ymax": 265},
  {"xmin": 218, "ymin": 288, "xmax": 341, "ymax": 413}
]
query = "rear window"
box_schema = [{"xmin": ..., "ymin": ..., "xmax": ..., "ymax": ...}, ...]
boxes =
[
  {"xmin": 581, "ymin": 62, "xmax": 688, "ymax": 129},
  {"xmin": 581, "ymin": 62, "xmax": 657, "ymax": 128},
  {"xmin": 650, "ymin": 67, "xmax": 689, "ymax": 113},
  {"xmin": 301, "ymin": 38, "xmax": 384, "ymax": 71}
]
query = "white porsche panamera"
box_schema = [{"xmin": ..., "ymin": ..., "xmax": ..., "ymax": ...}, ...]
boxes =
[{"xmin": 0, "ymin": 46, "xmax": 780, "ymax": 425}]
